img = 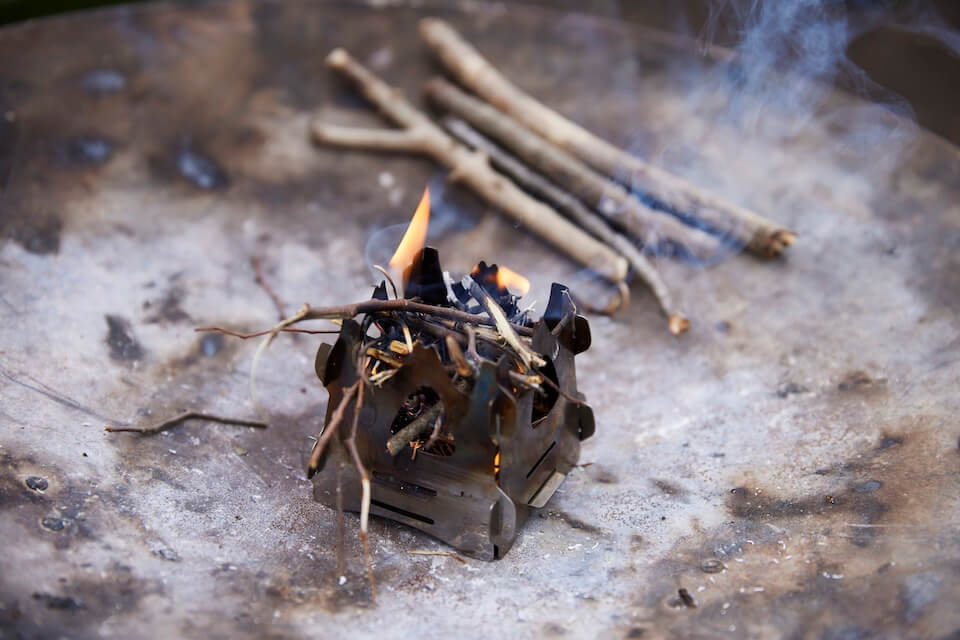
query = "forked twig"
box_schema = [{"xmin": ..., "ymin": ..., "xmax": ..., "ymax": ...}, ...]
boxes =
[
  {"xmin": 419, "ymin": 18, "xmax": 795, "ymax": 257},
  {"xmin": 104, "ymin": 410, "xmax": 267, "ymax": 435},
  {"xmin": 311, "ymin": 48, "xmax": 628, "ymax": 283},
  {"xmin": 429, "ymin": 80, "xmax": 720, "ymax": 261}
]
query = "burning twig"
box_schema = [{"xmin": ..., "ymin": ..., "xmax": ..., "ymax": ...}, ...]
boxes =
[
  {"xmin": 428, "ymin": 79, "xmax": 720, "ymax": 261},
  {"xmin": 443, "ymin": 117, "xmax": 688, "ymax": 333},
  {"xmin": 311, "ymin": 48, "xmax": 628, "ymax": 284},
  {"xmin": 445, "ymin": 334, "xmax": 473, "ymax": 377},
  {"xmin": 463, "ymin": 275, "xmax": 545, "ymax": 369},
  {"xmin": 104, "ymin": 410, "xmax": 267, "ymax": 435},
  {"xmin": 419, "ymin": 18, "xmax": 795, "ymax": 257},
  {"xmin": 386, "ymin": 402, "xmax": 443, "ymax": 456},
  {"xmin": 251, "ymin": 256, "xmax": 287, "ymax": 321}
]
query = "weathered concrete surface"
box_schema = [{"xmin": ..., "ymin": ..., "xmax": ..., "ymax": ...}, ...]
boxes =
[{"xmin": 1, "ymin": 1, "xmax": 958, "ymax": 638}]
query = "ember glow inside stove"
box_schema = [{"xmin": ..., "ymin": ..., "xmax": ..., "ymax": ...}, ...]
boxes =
[{"xmin": 308, "ymin": 202, "xmax": 595, "ymax": 559}]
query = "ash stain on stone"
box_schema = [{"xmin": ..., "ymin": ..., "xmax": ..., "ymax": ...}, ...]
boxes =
[
  {"xmin": 900, "ymin": 572, "xmax": 943, "ymax": 624},
  {"xmin": 153, "ymin": 548, "xmax": 180, "ymax": 562},
  {"xmin": 105, "ymin": 315, "xmax": 144, "ymax": 361},
  {"xmin": 589, "ymin": 465, "xmax": 618, "ymax": 484},
  {"xmin": 538, "ymin": 509, "xmax": 604, "ymax": 536},
  {"xmin": 652, "ymin": 479, "xmax": 687, "ymax": 497},
  {"xmin": 837, "ymin": 370, "xmax": 884, "ymax": 392},
  {"xmin": 32, "ymin": 592, "xmax": 85, "ymax": 611},
  {"xmin": 5, "ymin": 214, "xmax": 62, "ymax": 255},
  {"xmin": 727, "ymin": 482, "xmax": 888, "ymax": 547},
  {"xmin": 777, "ymin": 381, "xmax": 809, "ymax": 398},
  {"xmin": 879, "ymin": 434, "xmax": 904, "ymax": 450},
  {"xmin": 145, "ymin": 285, "xmax": 191, "ymax": 324},
  {"xmin": 150, "ymin": 468, "xmax": 187, "ymax": 492},
  {"xmin": 58, "ymin": 136, "xmax": 113, "ymax": 166},
  {"xmin": 176, "ymin": 145, "xmax": 229, "ymax": 190}
]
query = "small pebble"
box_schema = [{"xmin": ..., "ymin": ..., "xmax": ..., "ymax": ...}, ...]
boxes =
[
  {"xmin": 41, "ymin": 517, "xmax": 65, "ymax": 531},
  {"xmin": 25, "ymin": 476, "xmax": 48, "ymax": 491}
]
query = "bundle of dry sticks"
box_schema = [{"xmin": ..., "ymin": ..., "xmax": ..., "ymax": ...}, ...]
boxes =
[{"xmin": 311, "ymin": 19, "xmax": 795, "ymax": 335}]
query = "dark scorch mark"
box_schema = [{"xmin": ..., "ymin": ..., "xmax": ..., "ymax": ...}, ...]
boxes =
[
  {"xmin": 7, "ymin": 214, "xmax": 61, "ymax": 255},
  {"xmin": 105, "ymin": 315, "xmax": 144, "ymax": 361},
  {"xmin": 59, "ymin": 136, "xmax": 112, "ymax": 166}
]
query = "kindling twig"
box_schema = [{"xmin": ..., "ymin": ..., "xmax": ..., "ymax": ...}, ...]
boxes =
[
  {"xmin": 443, "ymin": 117, "xmax": 688, "ymax": 333},
  {"xmin": 195, "ymin": 326, "xmax": 340, "ymax": 339},
  {"xmin": 311, "ymin": 48, "xmax": 628, "ymax": 284},
  {"xmin": 429, "ymin": 79, "xmax": 720, "ymax": 262},
  {"xmin": 307, "ymin": 381, "xmax": 361, "ymax": 477},
  {"xmin": 386, "ymin": 402, "xmax": 443, "ymax": 456},
  {"xmin": 445, "ymin": 334, "xmax": 473, "ymax": 377},
  {"xmin": 463, "ymin": 275, "xmax": 545, "ymax": 369},
  {"xmin": 343, "ymin": 381, "xmax": 376, "ymax": 601},
  {"xmin": 104, "ymin": 410, "xmax": 267, "ymax": 435},
  {"xmin": 419, "ymin": 18, "xmax": 795, "ymax": 258},
  {"xmin": 408, "ymin": 550, "xmax": 467, "ymax": 564},
  {"xmin": 299, "ymin": 298, "xmax": 535, "ymax": 337},
  {"xmin": 251, "ymin": 256, "xmax": 287, "ymax": 321}
]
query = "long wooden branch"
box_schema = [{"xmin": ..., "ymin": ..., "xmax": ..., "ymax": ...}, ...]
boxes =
[
  {"xmin": 428, "ymin": 78, "xmax": 720, "ymax": 262},
  {"xmin": 419, "ymin": 18, "xmax": 795, "ymax": 258},
  {"xmin": 443, "ymin": 117, "xmax": 688, "ymax": 334},
  {"xmin": 312, "ymin": 49, "xmax": 627, "ymax": 283}
]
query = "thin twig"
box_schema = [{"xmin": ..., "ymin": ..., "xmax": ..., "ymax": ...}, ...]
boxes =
[
  {"xmin": 299, "ymin": 298, "xmax": 534, "ymax": 337},
  {"xmin": 335, "ymin": 461, "xmax": 345, "ymax": 579},
  {"xmin": 445, "ymin": 334, "xmax": 473, "ymax": 377},
  {"xmin": 423, "ymin": 414, "xmax": 445, "ymax": 452},
  {"xmin": 307, "ymin": 381, "xmax": 361, "ymax": 477},
  {"xmin": 429, "ymin": 81, "xmax": 720, "ymax": 261},
  {"xmin": 408, "ymin": 550, "xmax": 467, "ymax": 564},
  {"xmin": 372, "ymin": 264, "xmax": 399, "ymax": 300},
  {"xmin": 251, "ymin": 256, "xmax": 287, "ymax": 321},
  {"xmin": 195, "ymin": 326, "xmax": 341, "ymax": 339},
  {"xmin": 419, "ymin": 18, "xmax": 795, "ymax": 257},
  {"xmin": 343, "ymin": 382, "xmax": 376, "ymax": 601},
  {"xmin": 386, "ymin": 402, "xmax": 443, "ymax": 456},
  {"xmin": 312, "ymin": 48, "xmax": 628, "ymax": 283},
  {"xmin": 444, "ymin": 117, "xmax": 687, "ymax": 333},
  {"xmin": 464, "ymin": 275, "xmax": 545, "ymax": 369},
  {"xmin": 104, "ymin": 410, "xmax": 268, "ymax": 435}
]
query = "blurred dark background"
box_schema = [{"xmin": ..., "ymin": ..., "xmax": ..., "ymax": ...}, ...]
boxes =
[{"xmin": 1, "ymin": 0, "xmax": 958, "ymax": 145}]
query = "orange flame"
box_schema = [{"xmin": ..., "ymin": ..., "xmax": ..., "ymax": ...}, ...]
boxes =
[
  {"xmin": 388, "ymin": 187, "xmax": 430, "ymax": 284},
  {"xmin": 496, "ymin": 265, "xmax": 530, "ymax": 297}
]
